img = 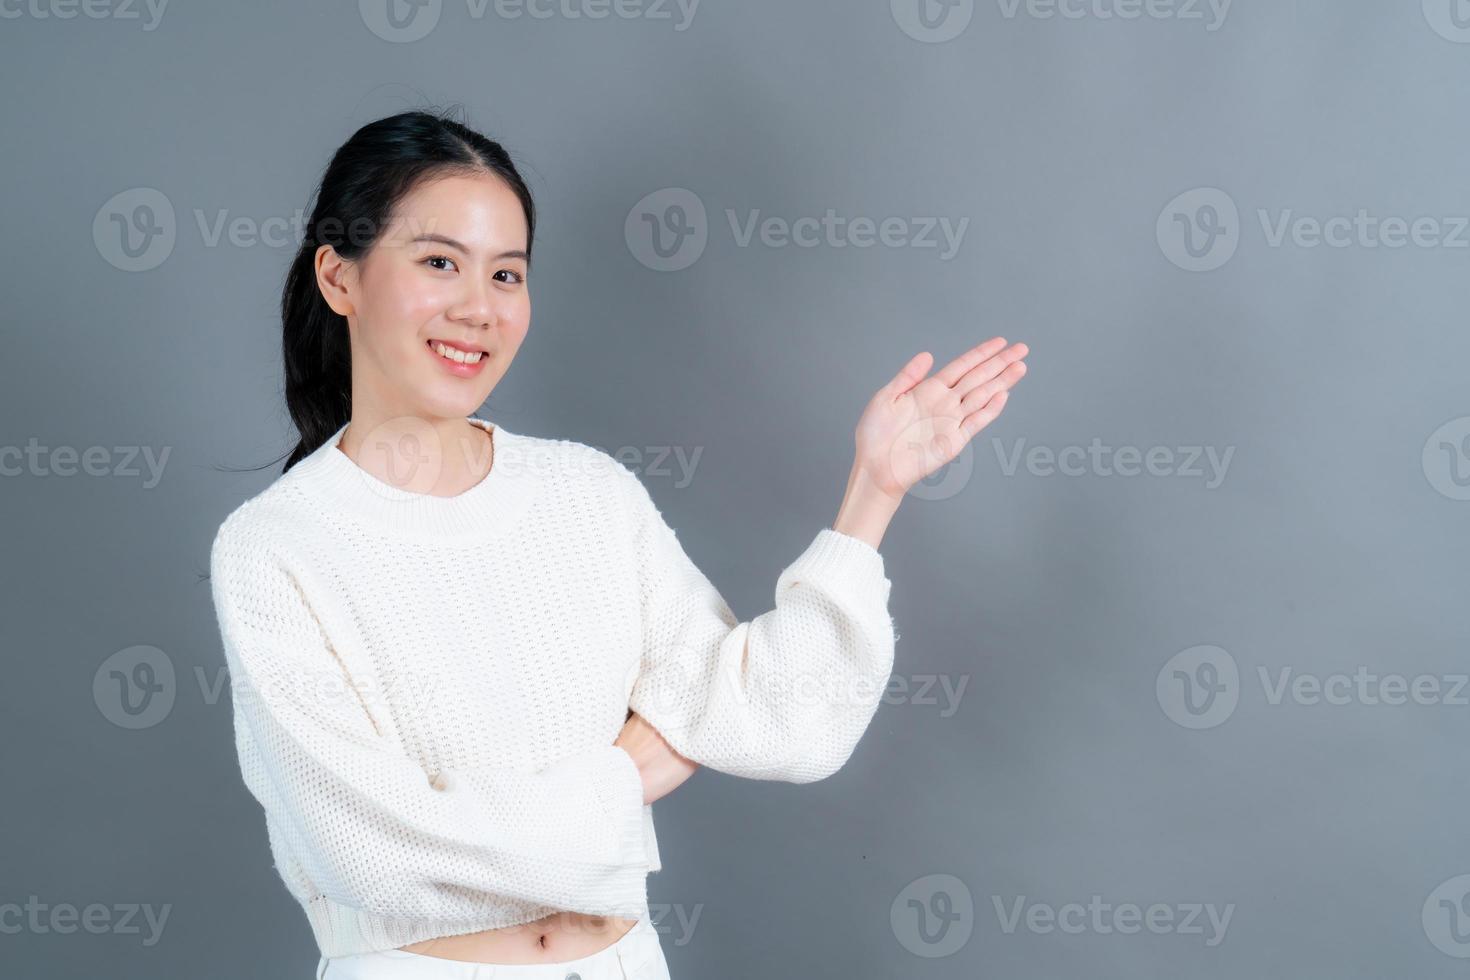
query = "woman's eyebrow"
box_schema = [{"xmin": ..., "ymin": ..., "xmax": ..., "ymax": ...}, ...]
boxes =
[{"xmin": 409, "ymin": 232, "xmax": 528, "ymax": 261}]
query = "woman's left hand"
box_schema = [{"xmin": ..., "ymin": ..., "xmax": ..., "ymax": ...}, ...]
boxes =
[
  {"xmin": 854, "ymin": 337, "xmax": 1029, "ymax": 501},
  {"xmin": 615, "ymin": 710, "xmax": 698, "ymax": 805}
]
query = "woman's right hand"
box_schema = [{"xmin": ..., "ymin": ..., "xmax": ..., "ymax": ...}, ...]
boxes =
[{"xmin": 614, "ymin": 710, "xmax": 698, "ymax": 804}]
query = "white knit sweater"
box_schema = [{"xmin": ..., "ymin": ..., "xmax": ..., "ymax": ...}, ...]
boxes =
[{"xmin": 208, "ymin": 415, "xmax": 896, "ymax": 958}]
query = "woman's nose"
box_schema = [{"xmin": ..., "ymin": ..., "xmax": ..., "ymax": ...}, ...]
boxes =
[{"xmin": 450, "ymin": 281, "xmax": 498, "ymax": 327}]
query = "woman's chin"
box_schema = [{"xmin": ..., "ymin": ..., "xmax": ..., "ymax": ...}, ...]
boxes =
[{"xmin": 416, "ymin": 383, "xmax": 495, "ymax": 419}]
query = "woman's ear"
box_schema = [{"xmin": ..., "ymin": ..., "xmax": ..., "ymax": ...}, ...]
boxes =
[{"xmin": 315, "ymin": 244, "xmax": 355, "ymax": 317}]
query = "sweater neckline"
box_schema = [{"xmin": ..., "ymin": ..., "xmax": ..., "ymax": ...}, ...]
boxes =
[{"xmin": 289, "ymin": 415, "xmax": 541, "ymax": 542}]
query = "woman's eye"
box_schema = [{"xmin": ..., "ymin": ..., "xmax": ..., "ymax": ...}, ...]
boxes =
[{"xmin": 422, "ymin": 255, "xmax": 523, "ymax": 283}]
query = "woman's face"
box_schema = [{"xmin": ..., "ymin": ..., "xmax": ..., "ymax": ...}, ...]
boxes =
[{"xmin": 316, "ymin": 172, "xmax": 531, "ymax": 423}]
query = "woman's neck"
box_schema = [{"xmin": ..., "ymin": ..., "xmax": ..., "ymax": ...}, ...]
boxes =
[{"xmin": 337, "ymin": 414, "xmax": 494, "ymax": 498}]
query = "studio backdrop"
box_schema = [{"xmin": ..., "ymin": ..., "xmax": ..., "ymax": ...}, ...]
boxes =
[{"xmin": 2, "ymin": 2, "xmax": 1465, "ymax": 978}]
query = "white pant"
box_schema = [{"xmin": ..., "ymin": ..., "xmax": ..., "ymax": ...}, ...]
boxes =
[{"xmin": 315, "ymin": 912, "xmax": 672, "ymax": 980}]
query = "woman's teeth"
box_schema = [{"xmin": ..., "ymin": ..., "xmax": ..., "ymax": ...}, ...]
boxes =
[{"xmin": 431, "ymin": 341, "xmax": 483, "ymax": 364}]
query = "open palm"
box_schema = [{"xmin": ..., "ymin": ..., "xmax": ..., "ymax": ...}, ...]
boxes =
[{"xmin": 855, "ymin": 337, "xmax": 1029, "ymax": 499}]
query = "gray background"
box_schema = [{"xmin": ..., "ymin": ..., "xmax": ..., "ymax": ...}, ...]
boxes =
[{"xmin": 2, "ymin": 1, "xmax": 1466, "ymax": 977}]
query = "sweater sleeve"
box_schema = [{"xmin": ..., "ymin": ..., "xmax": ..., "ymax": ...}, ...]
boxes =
[
  {"xmin": 209, "ymin": 518, "xmax": 651, "ymax": 921},
  {"xmin": 616, "ymin": 466, "xmax": 897, "ymax": 783}
]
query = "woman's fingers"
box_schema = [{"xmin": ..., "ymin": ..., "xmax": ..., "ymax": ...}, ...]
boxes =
[
  {"xmin": 961, "ymin": 389, "xmax": 1010, "ymax": 439},
  {"xmin": 960, "ymin": 357, "xmax": 1028, "ymax": 411},
  {"xmin": 935, "ymin": 336, "xmax": 1008, "ymax": 388},
  {"xmin": 952, "ymin": 342, "xmax": 1027, "ymax": 399}
]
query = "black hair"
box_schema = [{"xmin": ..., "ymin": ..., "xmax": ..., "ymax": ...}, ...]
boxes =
[{"xmin": 276, "ymin": 107, "xmax": 536, "ymax": 471}]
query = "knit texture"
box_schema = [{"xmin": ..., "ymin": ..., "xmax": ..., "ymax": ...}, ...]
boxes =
[{"xmin": 209, "ymin": 415, "xmax": 896, "ymax": 958}]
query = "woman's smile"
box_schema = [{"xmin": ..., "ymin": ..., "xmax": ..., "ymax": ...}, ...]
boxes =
[{"xmin": 427, "ymin": 337, "xmax": 490, "ymax": 376}]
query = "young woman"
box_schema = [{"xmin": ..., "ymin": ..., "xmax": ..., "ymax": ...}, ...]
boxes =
[{"xmin": 209, "ymin": 109, "xmax": 1028, "ymax": 980}]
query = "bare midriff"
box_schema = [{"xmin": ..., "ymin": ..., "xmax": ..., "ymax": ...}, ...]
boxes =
[{"xmin": 397, "ymin": 911, "xmax": 640, "ymax": 964}]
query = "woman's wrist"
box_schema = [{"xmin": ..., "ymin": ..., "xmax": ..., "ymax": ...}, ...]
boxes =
[{"xmin": 833, "ymin": 461, "xmax": 902, "ymax": 551}]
